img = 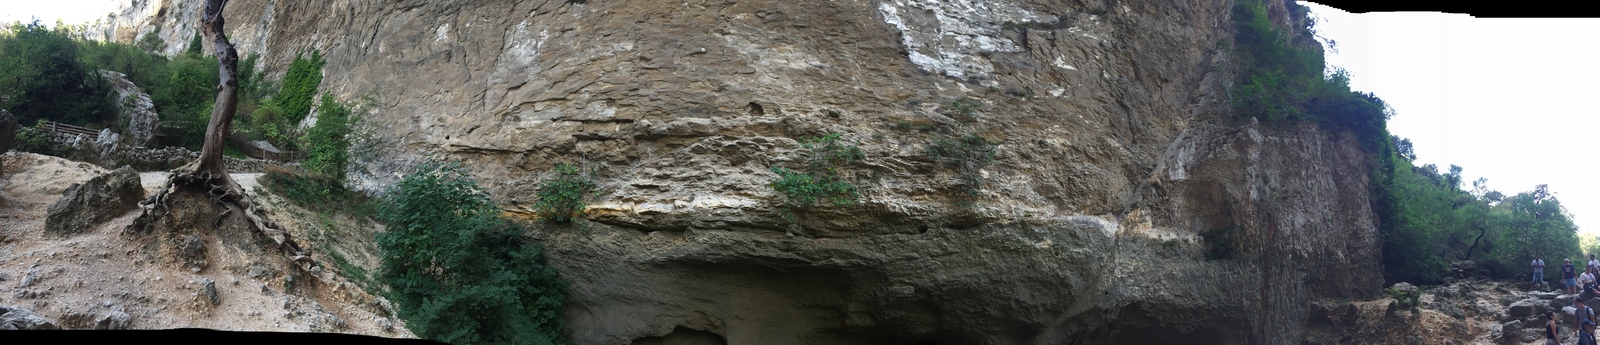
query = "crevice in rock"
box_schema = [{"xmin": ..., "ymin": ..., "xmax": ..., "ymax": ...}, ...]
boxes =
[{"xmin": 630, "ymin": 326, "xmax": 727, "ymax": 345}]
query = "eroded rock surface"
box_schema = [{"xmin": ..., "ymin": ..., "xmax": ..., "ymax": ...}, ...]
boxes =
[
  {"xmin": 0, "ymin": 305, "xmax": 59, "ymax": 330},
  {"xmin": 101, "ymin": 0, "xmax": 1376, "ymax": 344},
  {"xmin": 44, "ymin": 166, "xmax": 144, "ymax": 237}
]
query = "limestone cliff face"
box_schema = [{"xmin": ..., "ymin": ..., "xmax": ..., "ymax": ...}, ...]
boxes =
[{"xmin": 104, "ymin": 0, "xmax": 1382, "ymax": 343}]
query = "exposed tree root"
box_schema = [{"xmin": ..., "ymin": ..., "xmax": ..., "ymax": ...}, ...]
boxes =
[{"xmin": 127, "ymin": 164, "xmax": 322, "ymax": 281}]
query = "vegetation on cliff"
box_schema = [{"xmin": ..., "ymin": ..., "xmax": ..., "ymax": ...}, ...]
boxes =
[
  {"xmin": 533, "ymin": 163, "xmax": 598, "ymax": 224},
  {"xmin": 1230, "ymin": 0, "xmax": 1583, "ymax": 285},
  {"xmin": 770, "ymin": 132, "xmax": 865, "ymax": 218}
]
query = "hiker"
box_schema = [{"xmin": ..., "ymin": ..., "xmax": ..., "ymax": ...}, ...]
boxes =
[
  {"xmin": 1584, "ymin": 319, "xmax": 1598, "ymax": 345},
  {"xmin": 1579, "ymin": 298, "xmax": 1596, "ymax": 340},
  {"xmin": 1567, "ymin": 259, "xmax": 1579, "ymax": 295},
  {"xmin": 1552, "ymin": 311, "xmax": 1564, "ymax": 345},
  {"xmin": 1539, "ymin": 255, "xmax": 1549, "ymax": 284},
  {"xmin": 1591, "ymin": 254, "xmax": 1599, "ymax": 273}
]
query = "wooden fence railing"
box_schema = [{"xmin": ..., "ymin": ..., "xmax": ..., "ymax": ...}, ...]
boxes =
[
  {"xmin": 228, "ymin": 133, "xmax": 305, "ymax": 163},
  {"xmin": 39, "ymin": 121, "xmax": 102, "ymax": 138}
]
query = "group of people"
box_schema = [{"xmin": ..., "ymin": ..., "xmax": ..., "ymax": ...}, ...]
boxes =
[
  {"xmin": 1532, "ymin": 254, "xmax": 1600, "ymax": 345},
  {"xmin": 1533, "ymin": 255, "xmax": 1600, "ymax": 297}
]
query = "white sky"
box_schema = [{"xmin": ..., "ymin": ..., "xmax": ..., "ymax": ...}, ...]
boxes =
[
  {"xmin": 0, "ymin": 0, "xmax": 120, "ymax": 27},
  {"xmin": 1304, "ymin": 2, "xmax": 1600, "ymax": 236},
  {"xmin": 4, "ymin": 1, "xmax": 1596, "ymax": 235}
]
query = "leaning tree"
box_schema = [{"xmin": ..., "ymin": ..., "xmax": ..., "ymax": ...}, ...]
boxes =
[{"xmin": 129, "ymin": 0, "xmax": 315, "ymax": 275}]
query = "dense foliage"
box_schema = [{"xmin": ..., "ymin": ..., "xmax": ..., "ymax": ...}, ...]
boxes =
[
  {"xmin": 375, "ymin": 162, "xmax": 567, "ymax": 345},
  {"xmin": 0, "ymin": 21, "xmax": 115, "ymax": 127},
  {"xmin": 1, "ymin": 20, "xmax": 309, "ymax": 155},
  {"xmin": 533, "ymin": 163, "xmax": 597, "ymax": 223},
  {"xmin": 1375, "ymin": 152, "xmax": 1582, "ymax": 284}
]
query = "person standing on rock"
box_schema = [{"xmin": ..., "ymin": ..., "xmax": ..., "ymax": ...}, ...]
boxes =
[
  {"xmin": 1589, "ymin": 255, "xmax": 1598, "ymax": 274},
  {"xmin": 1567, "ymin": 259, "xmax": 1580, "ymax": 295},
  {"xmin": 1540, "ymin": 255, "xmax": 1549, "ymax": 284}
]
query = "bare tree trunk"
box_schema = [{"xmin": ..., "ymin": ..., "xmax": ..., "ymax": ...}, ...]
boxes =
[
  {"xmin": 195, "ymin": 0, "xmax": 238, "ymax": 176},
  {"xmin": 127, "ymin": 0, "xmax": 320, "ymax": 281}
]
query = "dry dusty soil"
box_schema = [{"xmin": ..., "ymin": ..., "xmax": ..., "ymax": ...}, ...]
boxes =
[{"xmin": 0, "ymin": 152, "xmax": 413, "ymax": 338}]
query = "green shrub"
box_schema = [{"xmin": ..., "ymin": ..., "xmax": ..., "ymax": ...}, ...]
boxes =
[
  {"xmin": 533, "ymin": 163, "xmax": 597, "ymax": 223},
  {"xmin": 375, "ymin": 161, "xmax": 567, "ymax": 345},
  {"xmin": 259, "ymin": 166, "xmax": 369, "ymax": 214},
  {"xmin": 1384, "ymin": 286, "xmax": 1420, "ymax": 315},
  {"xmin": 134, "ymin": 26, "xmax": 164, "ymax": 53},
  {"xmin": 303, "ymin": 94, "xmax": 352, "ymax": 181},
  {"xmin": 248, "ymin": 102, "xmax": 294, "ymax": 149},
  {"xmin": 12, "ymin": 121, "xmax": 69, "ymax": 156},
  {"xmin": 278, "ymin": 50, "xmax": 326, "ymax": 125},
  {"xmin": 769, "ymin": 133, "xmax": 864, "ymax": 216},
  {"xmin": 948, "ymin": 97, "xmax": 981, "ymax": 122},
  {"xmin": 926, "ymin": 133, "xmax": 996, "ymax": 208},
  {"xmin": 770, "ymin": 166, "xmax": 860, "ymax": 208}
]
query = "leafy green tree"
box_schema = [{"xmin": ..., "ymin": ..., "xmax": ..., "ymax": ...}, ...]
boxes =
[
  {"xmin": 302, "ymin": 94, "xmax": 351, "ymax": 181},
  {"xmin": 0, "ymin": 20, "xmax": 115, "ymax": 127},
  {"xmin": 376, "ymin": 161, "xmax": 567, "ymax": 345},
  {"xmin": 185, "ymin": 32, "xmax": 203, "ymax": 55},
  {"xmin": 151, "ymin": 52, "xmax": 220, "ymax": 149}
]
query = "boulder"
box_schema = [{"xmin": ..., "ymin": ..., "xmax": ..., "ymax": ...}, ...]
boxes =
[
  {"xmin": 200, "ymin": 278, "xmax": 220, "ymax": 306},
  {"xmin": 94, "ymin": 311, "xmax": 132, "ymax": 330},
  {"xmin": 0, "ymin": 305, "xmax": 59, "ymax": 330},
  {"xmin": 1556, "ymin": 295, "xmax": 1577, "ymax": 310},
  {"xmin": 43, "ymin": 166, "xmax": 144, "ymax": 237},
  {"xmin": 1510, "ymin": 298, "xmax": 1550, "ymax": 319},
  {"xmin": 1498, "ymin": 321, "xmax": 1525, "ymax": 345}
]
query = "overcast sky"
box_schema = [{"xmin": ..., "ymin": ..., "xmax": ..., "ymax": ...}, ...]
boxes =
[
  {"xmin": 1304, "ymin": 2, "xmax": 1600, "ymax": 236},
  {"xmin": 0, "ymin": 0, "xmax": 119, "ymax": 27},
  {"xmin": 4, "ymin": 1, "xmax": 1596, "ymax": 235}
]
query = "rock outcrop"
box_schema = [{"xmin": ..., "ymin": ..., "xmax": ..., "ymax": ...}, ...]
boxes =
[
  {"xmin": 101, "ymin": 0, "xmax": 1380, "ymax": 344},
  {"xmin": 0, "ymin": 305, "xmax": 59, "ymax": 330},
  {"xmin": 44, "ymin": 166, "xmax": 144, "ymax": 237},
  {"xmin": 102, "ymin": 70, "xmax": 160, "ymax": 147}
]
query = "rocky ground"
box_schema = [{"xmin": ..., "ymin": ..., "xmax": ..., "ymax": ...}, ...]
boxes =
[
  {"xmin": 0, "ymin": 151, "xmax": 411, "ymax": 337},
  {"xmin": 1302, "ymin": 277, "xmax": 1600, "ymax": 345}
]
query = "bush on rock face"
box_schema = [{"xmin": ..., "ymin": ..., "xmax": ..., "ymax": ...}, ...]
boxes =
[{"xmin": 375, "ymin": 161, "xmax": 567, "ymax": 345}]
